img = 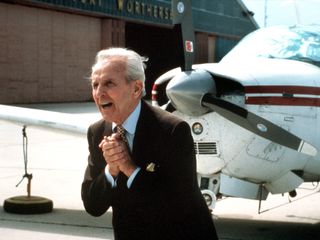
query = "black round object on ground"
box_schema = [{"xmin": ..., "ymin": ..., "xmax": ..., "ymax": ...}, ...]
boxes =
[{"xmin": 3, "ymin": 195, "xmax": 53, "ymax": 214}]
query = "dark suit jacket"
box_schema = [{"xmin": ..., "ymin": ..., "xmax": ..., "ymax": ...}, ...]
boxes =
[{"xmin": 81, "ymin": 100, "xmax": 218, "ymax": 240}]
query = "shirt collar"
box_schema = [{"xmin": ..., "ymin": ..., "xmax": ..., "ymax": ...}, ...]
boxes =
[{"xmin": 112, "ymin": 101, "xmax": 141, "ymax": 135}]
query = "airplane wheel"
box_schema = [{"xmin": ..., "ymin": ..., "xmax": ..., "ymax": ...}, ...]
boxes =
[
  {"xmin": 201, "ymin": 189, "xmax": 216, "ymax": 209},
  {"xmin": 3, "ymin": 195, "xmax": 53, "ymax": 214}
]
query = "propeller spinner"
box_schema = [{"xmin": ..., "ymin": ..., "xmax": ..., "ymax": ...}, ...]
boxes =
[
  {"xmin": 167, "ymin": 0, "xmax": 317, "ymax": 156},
  {"xmin": 166, "ymin": 69, "xmax": 215, "ymax": 116}
]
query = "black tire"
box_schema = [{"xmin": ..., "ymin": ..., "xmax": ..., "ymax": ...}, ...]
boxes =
[{"xmin": 3, "ymin": 195, "xmax": 53, "ymax": 214}]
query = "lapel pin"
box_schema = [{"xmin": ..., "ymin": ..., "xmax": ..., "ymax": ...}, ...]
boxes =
[{"xmin": 146, "ymin": 162, "xmax": 156, "ymax": 172}]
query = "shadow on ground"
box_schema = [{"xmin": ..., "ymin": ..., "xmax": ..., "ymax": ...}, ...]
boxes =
[
  {"xmin": 0, "ymin": 207, "xmax": 113, "ymax": 239},
  {"xmin": 1, "ymin": 206, "xmax": 320, "ymax": 240},
  {"xmin": 215, "ymin": 217, "xmax": 320, "ymax": 240}
]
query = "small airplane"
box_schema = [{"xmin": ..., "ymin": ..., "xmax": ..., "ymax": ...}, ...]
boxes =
[{"xmin": 151, "ymin": 0, "xmax": 320, "ymax": 211}]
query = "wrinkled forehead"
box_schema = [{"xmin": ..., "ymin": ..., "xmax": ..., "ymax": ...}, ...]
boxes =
[{"xmin": 91, "ymin": 56, "xmax": 127, "ymax": 77}]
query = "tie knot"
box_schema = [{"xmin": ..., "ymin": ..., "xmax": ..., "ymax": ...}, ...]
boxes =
[{"xmin": 116, "ymin": 125, "xmax": 128, "ymax": 143}]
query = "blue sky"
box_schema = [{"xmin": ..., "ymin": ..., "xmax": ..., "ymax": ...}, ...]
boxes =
[{"xmin": 242, "ymin": 0, "xmax": 320, "ymax": 28}]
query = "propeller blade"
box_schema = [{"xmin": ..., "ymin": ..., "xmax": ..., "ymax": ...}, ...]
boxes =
[
  {"xmin": 202, "ymin": 94, "xmax": 317, "ymax": 156},
  {"xmin": 172, "ymin": 0, "xmax": 195, "ymax": 71}
]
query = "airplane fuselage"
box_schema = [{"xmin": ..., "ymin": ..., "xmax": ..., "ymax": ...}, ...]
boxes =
[{"xmin": 168, "ymin": 58, "xmax": 320, "ymax": 200}]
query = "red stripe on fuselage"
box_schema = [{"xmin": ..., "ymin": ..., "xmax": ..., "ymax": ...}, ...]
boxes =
[
  {"xmin": 245, "ymin": 85, "xmax": 320, "ymax": 106},
  {"xmin": 246, "ymin": 96, "xmax": 320, "ymax": 106},
  {"xmin": 245, "ymin": 85, "xmax": 320, "ymax": 95}
]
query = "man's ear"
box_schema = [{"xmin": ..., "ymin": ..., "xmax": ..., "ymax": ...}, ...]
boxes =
[{"xmin": 134, "ymin": 80, "xmax": 143, "ymax": 97}]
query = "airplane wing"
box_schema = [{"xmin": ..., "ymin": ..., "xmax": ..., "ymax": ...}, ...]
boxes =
[{"xmin": 0, "ymin": 104, "xmax": 100, "ymax": 134}]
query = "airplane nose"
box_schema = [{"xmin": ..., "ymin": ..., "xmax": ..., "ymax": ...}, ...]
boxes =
[{"xmin": 166, "ymin": 69, "xmax": 216, "ymax": 116}]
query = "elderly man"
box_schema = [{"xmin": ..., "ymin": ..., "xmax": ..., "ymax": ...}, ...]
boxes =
[{"xmin": 81, "ymin": 48, "xmax": 218, "ymax": 240}]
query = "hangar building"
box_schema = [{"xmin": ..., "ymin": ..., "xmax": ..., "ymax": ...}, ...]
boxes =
[{"xmin": 0, "ymin": 0, "xmax": 258, "ymax": 103}]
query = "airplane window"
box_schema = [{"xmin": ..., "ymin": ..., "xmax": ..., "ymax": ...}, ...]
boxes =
[{"xmin": 222, "ymin": 25, "xmax": 320, "ymax": 67}]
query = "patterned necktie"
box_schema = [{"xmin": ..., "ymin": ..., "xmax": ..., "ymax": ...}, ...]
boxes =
[{"xmin": 116, "ymin": 125, "xmax": 128, "ymax": 145}]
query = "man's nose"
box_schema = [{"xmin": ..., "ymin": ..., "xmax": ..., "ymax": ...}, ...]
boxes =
[{"xmin": 95, "ymin": 85, "xmax": 104, "ymax": 98}]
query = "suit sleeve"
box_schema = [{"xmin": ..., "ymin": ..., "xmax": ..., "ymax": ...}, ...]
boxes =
[{"xmin": 81, "ymin": 125, "xmax": 113, "ymax": 217}]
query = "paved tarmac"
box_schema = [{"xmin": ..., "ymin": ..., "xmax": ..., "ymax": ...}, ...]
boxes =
[{"xmin": 1, "ymin": 103, "xmax": 320, "ymax": 240}]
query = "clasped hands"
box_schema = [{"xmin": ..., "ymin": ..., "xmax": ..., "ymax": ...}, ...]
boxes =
[{"xmin": 99, "ymin": 132, "xmax": 137, "ymax": 178}]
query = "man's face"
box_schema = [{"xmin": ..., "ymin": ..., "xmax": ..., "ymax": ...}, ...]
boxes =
[{"xmin": 91, "ymin": 58, "xmax": 142, "ymax": 124}]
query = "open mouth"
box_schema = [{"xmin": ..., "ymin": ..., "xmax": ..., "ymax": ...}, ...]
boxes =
[{"xmin": 101, "ymin": 103, "xmax": 113, "ymax": 109}]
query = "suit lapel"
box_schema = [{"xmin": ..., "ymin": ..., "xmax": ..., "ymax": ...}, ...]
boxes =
[
  {"xmin": 132, "ymin": 101, "xmax": 159, "ymax": 169},
  {"xmin": 103, "ymin": 121, "xmax": 113, "ymax": 137}
]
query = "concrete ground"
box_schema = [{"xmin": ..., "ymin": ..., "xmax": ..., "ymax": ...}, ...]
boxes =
[{"xmin": 1, "ymin": 103, "xmax": 320, "ymax": 240}]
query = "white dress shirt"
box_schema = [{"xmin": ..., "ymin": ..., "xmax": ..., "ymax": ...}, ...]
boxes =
[{"xmin": 105, "ymin": 101, "xmax": 141, "ymax": 188}]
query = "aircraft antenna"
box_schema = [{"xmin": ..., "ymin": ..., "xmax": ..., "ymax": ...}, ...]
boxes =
[
  {"xmin": 264, "ymin": 0, "xmax": 268, "ymax": 27},
  {"xmin": 293, "ymin": 0, "xmax": 301, "ymax": 24}
]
